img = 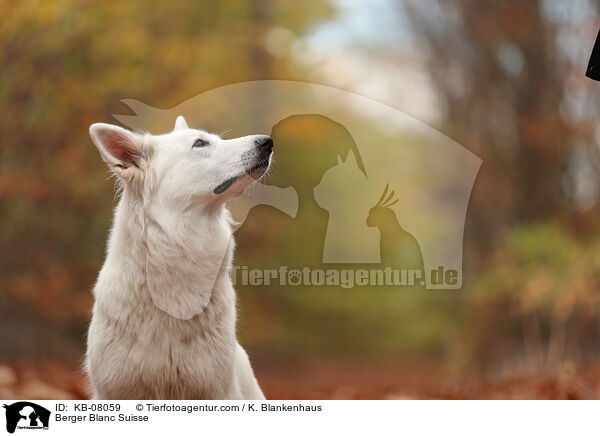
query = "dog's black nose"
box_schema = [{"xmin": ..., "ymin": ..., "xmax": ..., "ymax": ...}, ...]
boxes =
[{"xmin": 255, "ymin": 135, "xmax": 273, "ymax": 150}]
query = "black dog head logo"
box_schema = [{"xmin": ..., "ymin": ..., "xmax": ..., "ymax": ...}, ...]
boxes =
[{"xmin": 2, "ymin": 402, "xmax": 50, "ymax": 434}]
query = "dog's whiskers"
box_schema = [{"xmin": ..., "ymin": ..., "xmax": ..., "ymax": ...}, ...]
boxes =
[{"xmin": 217, "ymin": 128, "xmax": 233, "ymax": 138}]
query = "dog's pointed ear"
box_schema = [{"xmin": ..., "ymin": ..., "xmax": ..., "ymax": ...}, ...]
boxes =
[
  {"xmin": 89, "ymin": 123, "xmax": 144, "ymax": 177},
  {"xmin": 174, "ymin": 115, "xmax": 189, "ymax": 131}
]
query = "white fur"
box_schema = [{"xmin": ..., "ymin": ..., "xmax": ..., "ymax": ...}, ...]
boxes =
[{"xmin": 85, "ymin": 116, "xmax": 267, "ymax": 399}]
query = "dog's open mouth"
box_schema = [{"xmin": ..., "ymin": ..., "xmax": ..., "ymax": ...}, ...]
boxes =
[{"xmin": 213, "ymin": 156, "xmax": 271, "ymax": 195}]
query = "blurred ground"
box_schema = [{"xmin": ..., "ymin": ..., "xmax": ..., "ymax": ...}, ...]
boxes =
[{"xmin": 1, "ymin": 358, "xmax": 598, "ymax": 400}]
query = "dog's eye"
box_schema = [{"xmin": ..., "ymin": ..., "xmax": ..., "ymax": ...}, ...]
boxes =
[{"xmin": 192, "ymin": 138, "xmax": 209, "ymax": 148}]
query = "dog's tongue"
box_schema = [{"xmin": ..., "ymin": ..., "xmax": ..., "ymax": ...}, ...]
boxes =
[{"xmin": 213, "ymin": 176, "xmax": 239, "ymax": 194}]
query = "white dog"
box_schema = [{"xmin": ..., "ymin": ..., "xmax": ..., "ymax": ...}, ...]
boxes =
[{"xmin": 85, "ymin": 116, "xmax": 270, "ymax": 399}]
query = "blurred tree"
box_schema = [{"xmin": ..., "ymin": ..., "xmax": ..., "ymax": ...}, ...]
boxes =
[
  {"xmin": 0, "ymin": 0, "xmax": 332, "ymax": 361},
  {"xmin": 397, "ymin": 0, "xmax": 600, "ymax": 375},
  {"xmin": 461, "ymin": 223, "xmax": 600, "ymax": 376},
  {"xmin": 404, "ymin": 0, "xmax": 600, "ymax": 248}
]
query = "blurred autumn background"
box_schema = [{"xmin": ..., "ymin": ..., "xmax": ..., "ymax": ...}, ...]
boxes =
[{"xmin": 2, "ymin": 0, "xmax": 600, "ymax": 399}]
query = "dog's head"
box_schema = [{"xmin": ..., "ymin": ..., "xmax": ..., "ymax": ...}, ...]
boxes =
[{"xmin": 89, "ymin": 116, "xmax": 273, "ymax": 208}]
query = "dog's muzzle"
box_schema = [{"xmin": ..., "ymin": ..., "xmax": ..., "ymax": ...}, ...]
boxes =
[{"xmin": 213, "ymin": 136, "xmax": 273, "ymax": 194}]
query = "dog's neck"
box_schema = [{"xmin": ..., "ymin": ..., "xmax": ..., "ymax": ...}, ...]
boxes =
[{"xmin": 107, "ymin": 188, "xmax": 235, "ymax": 319}]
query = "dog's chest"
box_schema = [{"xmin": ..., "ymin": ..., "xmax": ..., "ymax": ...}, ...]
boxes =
[{"xmin": 88, "ymin": 291, "xmax": 236, "ymax": 399}]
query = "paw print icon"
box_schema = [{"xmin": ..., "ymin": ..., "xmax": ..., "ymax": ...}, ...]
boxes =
[{"xmin": 287, "ymin": 269, "xmax": 302, "ymax": 286}]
